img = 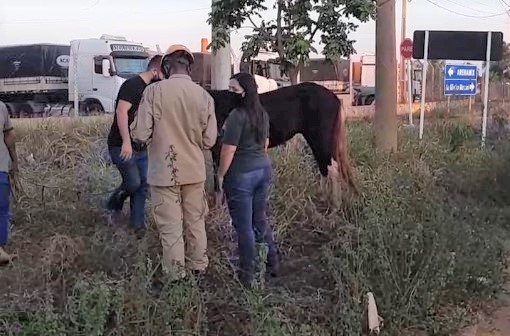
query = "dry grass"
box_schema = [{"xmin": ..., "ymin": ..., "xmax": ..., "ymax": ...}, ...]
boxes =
[{"xmin": 1, "ymin": 116, "xmax": 510, "ymax": 335}]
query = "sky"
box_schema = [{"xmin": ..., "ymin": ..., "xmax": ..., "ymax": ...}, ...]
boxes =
[{"xmin": 0, "ymin": 0, "xmax": 508, "ymax": 59}]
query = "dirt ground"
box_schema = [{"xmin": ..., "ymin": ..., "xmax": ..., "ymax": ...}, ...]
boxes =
[{"xmin": 459, "ymin": 258, "xmax": 510, "ymax": 336}]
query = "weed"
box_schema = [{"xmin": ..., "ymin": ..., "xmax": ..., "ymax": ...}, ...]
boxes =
[{"xmin": 1, "ymin": 117, "xmax": 509, "ymax": 335}]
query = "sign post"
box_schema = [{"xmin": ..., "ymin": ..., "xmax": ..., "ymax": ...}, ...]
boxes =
[
  {"xmin": 419, "ymin": 31, "xmax": 429, "ymax": 140},
  {"xmin": 400, "ymin": 38, "xmax": 414, "ymax": 125},
  {"xmin": 407, "ymin": 60, "xmax": 413, "ymax": 125},
  {"xmin": 413, "ymin": 30, "xmax": 503, "ymax": 144},
  {"xmin": 482, "ymin": 32, "xmax": 492, "ymax": 148}
]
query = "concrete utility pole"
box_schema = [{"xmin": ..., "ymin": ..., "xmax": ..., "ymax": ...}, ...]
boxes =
[
  {"xmin": 399, "ymin": 0, "xmax": 408, "ymax": 103},
  {"xmin": 374, "ymin": 0, "xmax": 398, "ymax": 152},
  {"xmin": 211, "ymin": 0, "xmax": 232, "ymax": 90}
]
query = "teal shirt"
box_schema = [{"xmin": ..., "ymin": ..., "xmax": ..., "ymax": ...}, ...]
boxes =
[
  {"xmin": 222, "ymin": 108, "xmax": 270, "ymax": 176},
  {"xmin": 0, "ymin": 102, "xmax": 13, "ymax": 173}
]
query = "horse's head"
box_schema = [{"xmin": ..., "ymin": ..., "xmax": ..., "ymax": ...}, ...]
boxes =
[{"xmin": 207, "ymin": 89, "xmax": 240, "ymax": 132}]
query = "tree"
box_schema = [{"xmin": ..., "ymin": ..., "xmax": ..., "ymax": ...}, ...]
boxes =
[
  {"xmin": 373, "ymin": 0, "xmax": 397, "ymax": 153},
  {"xmin": 490, "ymin": 41, "xmax": 510, "ymax": 81},
  {"xmin": 208, "ymin": 0, "xmax": 376, "ymax": 85}
]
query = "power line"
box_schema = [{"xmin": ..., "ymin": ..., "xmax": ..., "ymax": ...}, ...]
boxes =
[
  {"xmin": 441, "ymin": 0, "xmax": 505, "ymax": 15},
  {"xmin": 500, "ymin": 0, "xmax": 510, "ymax": 7},
  {"xmin": 424, "ymin": 0, "xmax": 507, "ymax": 18},
  {"xmin": 498, "ymin": 0, "xmax": 510, "ymax": 17}
]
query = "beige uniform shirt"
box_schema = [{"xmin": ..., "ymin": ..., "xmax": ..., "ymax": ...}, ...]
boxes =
[
  {"xmin": 130, "ymin": 74, "xmax": 217, "ymax": 187},
  {"xmin": 0, "ymin": 102, "xmax": 13, "ymax": 173}
]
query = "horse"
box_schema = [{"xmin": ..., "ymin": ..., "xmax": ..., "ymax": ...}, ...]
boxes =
[{"xmin": 208, "ymin": 82, "xmax": 356, "ymax": 192}]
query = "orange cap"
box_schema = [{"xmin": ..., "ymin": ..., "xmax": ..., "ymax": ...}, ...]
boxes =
[{"xmin": 164, "ymin": 44, "xmax": 194, "ymax": 63}]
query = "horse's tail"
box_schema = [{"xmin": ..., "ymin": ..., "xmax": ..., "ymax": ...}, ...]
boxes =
[{"xmin": 332, "ymin": 101, "xmax": 358, "ymax": 193}]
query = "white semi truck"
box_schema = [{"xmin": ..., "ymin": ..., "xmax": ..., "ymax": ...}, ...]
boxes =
[{"xmin": 0, "ymin": 35, "xmax": 149, "ymax": 117}]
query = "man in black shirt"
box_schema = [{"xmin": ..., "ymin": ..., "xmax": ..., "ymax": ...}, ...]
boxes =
[{"xmin": 106, "ymin": 55, "xmax": 163, "ymax": 235}]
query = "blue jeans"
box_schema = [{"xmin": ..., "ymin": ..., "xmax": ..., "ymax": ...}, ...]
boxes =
[
  {"xmin": 107, "ymin": 147, "xmax": 148, "ymax": 231},
  {"xmin": 224, "ymin": 166, "xmax": 279, "ymax": 285},
  {"xmin": 0, "ymin": 172, "xmax": 10, "ymax": 247}
]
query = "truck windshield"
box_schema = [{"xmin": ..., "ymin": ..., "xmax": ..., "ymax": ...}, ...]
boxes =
[{"xmin": 113, "ymin": 58, "xmax": 148, "ymax": 78}]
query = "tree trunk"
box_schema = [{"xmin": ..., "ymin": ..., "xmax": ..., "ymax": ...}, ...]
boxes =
[
  {"xmin": 374, "ymin": 0, "xmax": 398, "ymax": 152},
  {"xmin": 289, "ymin": 67, "xmax": 299, "ymax": 85},
  {"xmin": 288, "ymin": 59, "xmax": 303, "ymax": 85}
]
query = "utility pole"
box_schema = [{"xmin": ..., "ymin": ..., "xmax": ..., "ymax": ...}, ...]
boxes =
[
  {"xmin": 399, "ymin": 0, "xmax": 408, "ymax": 103},
  {"xmin": 211, "ymin": 0, "xmax": 231, "ymax": 90},
  {"xmin": 374, "ymin": 0, "xmax": 398, "ymax": 152}
]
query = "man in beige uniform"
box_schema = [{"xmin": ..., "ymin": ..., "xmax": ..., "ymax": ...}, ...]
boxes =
[{"xmin": 131, "ymin": 45, "xmax": 217, "ymax": 279}]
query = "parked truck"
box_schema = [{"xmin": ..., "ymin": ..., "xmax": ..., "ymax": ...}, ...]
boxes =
[
  {"xmin": 352, "ymin": 55, "xmax": 376, "ymax": 106},
  {"xmin": 0, "ymin": 35, "xmax": 149, "ymax": 117},
  {"xmin": 351, "ymin": 54, "xmax": 423, "ymax": 106}
]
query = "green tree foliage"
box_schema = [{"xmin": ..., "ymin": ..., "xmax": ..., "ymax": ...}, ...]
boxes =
[
  {"xmin": 208, "ymin": 0, "xmax": 376, "ymax": 84},
  {"xmin": 490, "ymin": 42, "xmax": 510, "ymax": 81}
]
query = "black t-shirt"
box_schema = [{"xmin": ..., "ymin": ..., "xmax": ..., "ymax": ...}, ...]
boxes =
[
  {"xmin": 222, "ymin": 108, "xmax": 270, "ymax": 176},
  {"xmin": 107, "ymin": 75, "xmax": 147, "ymax": 148}
]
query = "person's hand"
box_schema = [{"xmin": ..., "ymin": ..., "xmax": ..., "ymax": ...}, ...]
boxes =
[
  {"xmin": 120, "ymin": 141, "xmax": 133, "ymax": 161},
  {"xmin": 217, "ymin": 176, "xmax": 224, "ymax": 193},
  {"xmin": 9, "ymin": 163, "xmax": 22, "ymax": 200},
  {"xmin": 215, "ymin": 175, "xmax": 225, "ymax": 208},
  {"xmin": 9, "ymin": 160, "xmax": 18, "ymax": 176}
]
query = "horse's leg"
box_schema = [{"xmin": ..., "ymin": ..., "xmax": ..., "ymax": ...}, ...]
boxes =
[{"xmin": 302, "ymin": 130, "xmax": 332, "ymax": 177}]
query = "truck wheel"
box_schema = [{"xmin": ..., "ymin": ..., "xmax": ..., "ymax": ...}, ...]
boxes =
[
  {"xmin": 366, "ymin": 95, "xmax": 375, "ymax": 105},
  {"xmin": 5, "ymin": 103, "xmax": 17, "ymax": 118},
  {"xmin": 85, "ymin": 101, "xmax": 104, "ymax": 115},
  {"xmin": 18, "ymin": 104, "xmax": 33, "ymax": 118}
]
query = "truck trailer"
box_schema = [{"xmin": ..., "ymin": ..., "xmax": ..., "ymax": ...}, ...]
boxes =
[{"xmin": 0, "ymin": 35, "xmax": 149, "ymax": 117}]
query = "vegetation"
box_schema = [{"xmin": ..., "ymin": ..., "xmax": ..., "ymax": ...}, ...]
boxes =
[
  {"xmin": 490, "ymin": 41, "xmax": 510, "ymax": 81},
  {"xmin": 1, "ymin": 116, "xmax": 509, "ymax": 335}
]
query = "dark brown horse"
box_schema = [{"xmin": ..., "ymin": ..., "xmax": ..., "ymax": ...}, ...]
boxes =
[{"xmin": 209, "ymin": 82, "xmax": 355, "ymax": 191}]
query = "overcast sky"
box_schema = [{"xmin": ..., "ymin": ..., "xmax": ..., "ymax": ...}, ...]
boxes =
[{"xmin": 0, "ymin": 0, "xmax": 507, "ymax": 58}]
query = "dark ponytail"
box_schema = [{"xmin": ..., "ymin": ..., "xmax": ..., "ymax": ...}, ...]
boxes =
[{"xmin": 231, "ymin": 73, "xmax": 268, "ymax": 143}]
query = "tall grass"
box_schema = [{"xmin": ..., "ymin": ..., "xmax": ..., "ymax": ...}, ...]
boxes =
[{"xmin": 0, "ymin": 117, "xmax": 509, "ymax": 335}]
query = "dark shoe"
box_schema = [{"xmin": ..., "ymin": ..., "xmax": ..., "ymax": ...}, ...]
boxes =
[
  {"xmin": 106, "ymin": 189, "xmax": 128, "ymax": 211},
  {"xmin": 267, "ymin": 258, "xmax": 281, "ymax": 278}
]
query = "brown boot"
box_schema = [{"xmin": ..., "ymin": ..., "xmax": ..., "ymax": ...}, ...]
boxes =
[{"xmin": 0, "ymin": 246, "xmax": 12, "ymax": 265}]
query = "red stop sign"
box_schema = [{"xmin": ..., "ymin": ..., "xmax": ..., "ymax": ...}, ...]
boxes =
[{"xmin": 400, "ymin": 38, "xmax": 413, "ymax": 59}]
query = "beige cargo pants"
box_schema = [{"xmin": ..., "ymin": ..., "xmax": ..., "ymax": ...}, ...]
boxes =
[
  {"xmin": 203, "ymin": 149, "xmax": 215, "ymax": 195},
  {"xmin": 151, "ymin": 182, "xmax": 209, "ymax": 280}
]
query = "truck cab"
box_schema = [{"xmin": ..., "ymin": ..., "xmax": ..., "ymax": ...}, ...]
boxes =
[{"xmin": 68, "ymin": 35, "xmax": 149, "ymax": 113}]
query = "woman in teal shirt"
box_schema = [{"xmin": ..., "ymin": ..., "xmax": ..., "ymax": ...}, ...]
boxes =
[{"xmin": 217, "ymin": 73, "xmax": 280, "ymax": 288}]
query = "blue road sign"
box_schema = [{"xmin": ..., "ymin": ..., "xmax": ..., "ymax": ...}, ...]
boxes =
[{"xmin": 444, "ymin": 64, "xmax": 478, "ymax": 96}]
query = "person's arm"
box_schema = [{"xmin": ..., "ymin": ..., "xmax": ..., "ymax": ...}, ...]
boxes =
[
  {"xmin": 4, "ymin": 129, "xmax": 18, "ymax": 174},
  {"xmin": 264, "ymin": 114, "xmax": 271, "ymax": 155},
  {"xmin": 218, "ymin": 144, "xmax": 236, "ymax": 179},
  {"xmin": 1, "ymin": 105, "xmax": 17, "ymax": 174},
  {"xmin": 202, "ymin": 94, "xmax": 218, "ymax": 150},
  {"xmin": 116, "ymin": 99, "xmax": 133, "ymax": 161},
  {"xmin": 130, "ymin": 86, "xmax": 154, "ymax": 144},
  {"xmin": 217, "ymin": 111, "xmax": 242, "ymax": 180}
]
